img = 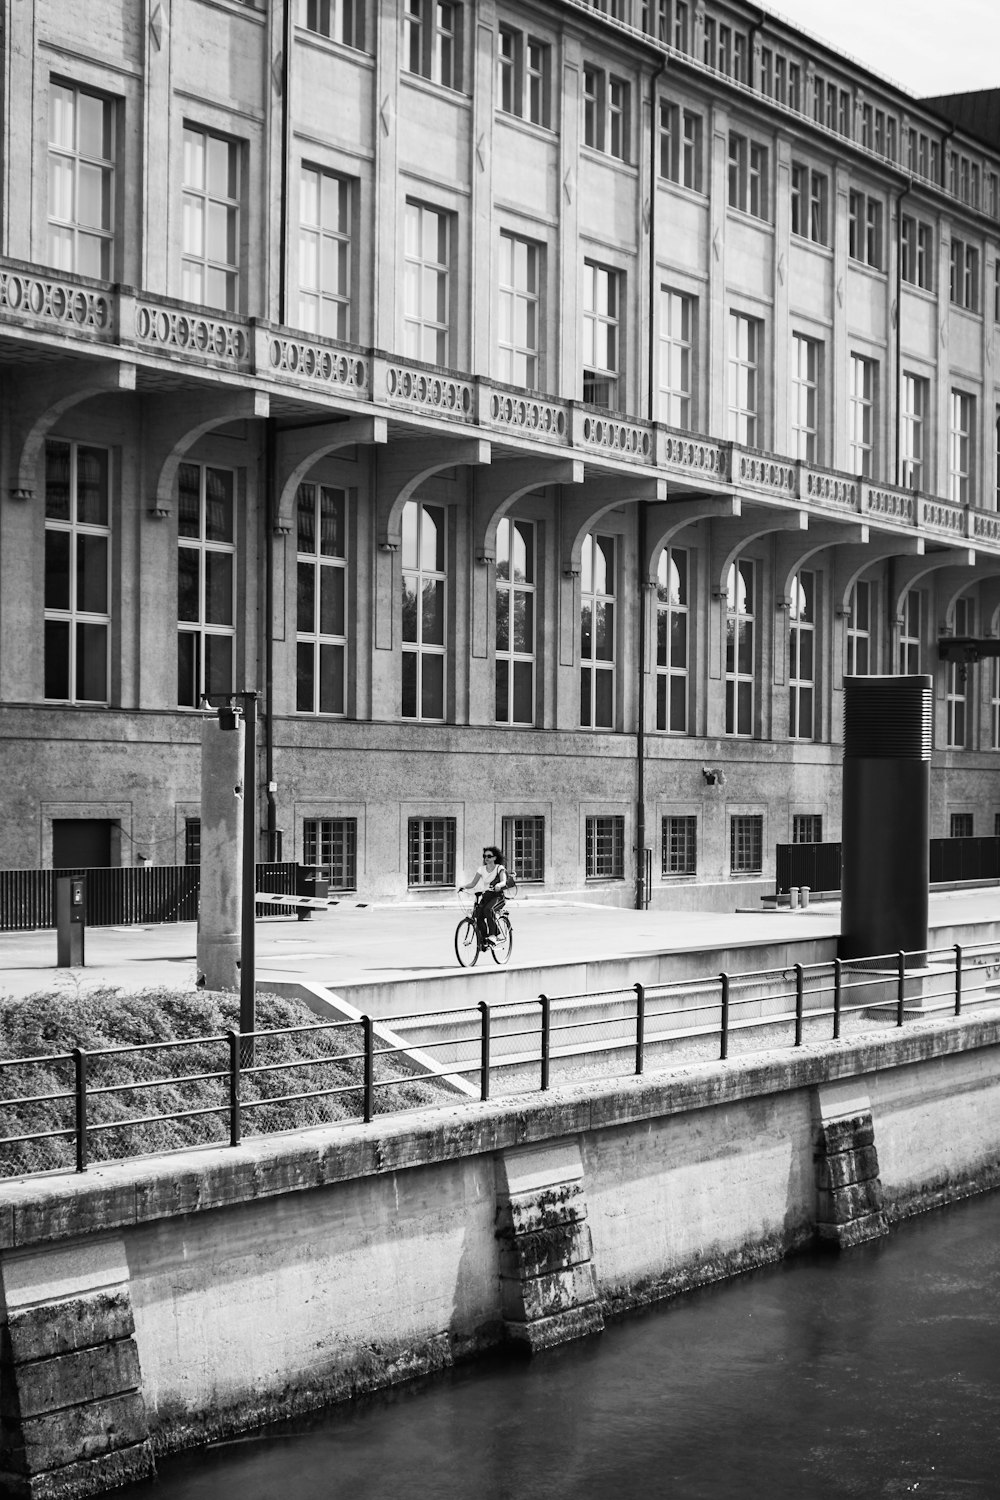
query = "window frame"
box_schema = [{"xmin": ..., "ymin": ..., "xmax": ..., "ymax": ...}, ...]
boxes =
[
  {"xmin": 403, "ymin": 199, "xmax": 452, "ymax": 366},
  {"xmin": 728, "ymin": 312, "xmax": 760, "ymax": 447},
  {"xmin": 297, "ymin": 164, "xmax": 352, "ymax": 340},
  {"xmin": 582, "ymin": 260, "xmax": 622, "ymax": 410},
  {"xmin": 848, "ymin": 353, "xmax": 876, "ymax": 478},
  {"xmin": 788, "ymin": 570, "xmax": 816, "ymax": 742},
  {"xmin": 176, "ymin": 461, "xmax": 237, "ymax": 710},
  {"xmin": 790, "ymin": 332, "xmax": 820, "ymax": 463},
  {"xmin": 407, "ymin": 816, "xmax": 456, "ymax": 887},
  {"xmin": 580, "ymin": 531, "xmax": 617, "ymax": 730},
  {"xmin": 730, "ymin": 813, "xmax": 763, "ymax": 876},
  {"xmin": 657, "ymin": 286, "xmax": 694, "ymax": 429},
  {"xmin": 43, "ymin": 439, "xmax": 112, "ymax": 706},
  {"xmin": 303, "ymin": 816, "xmax": 358, "ymax": 890},
  {"xmin": 495, "ymin": 514, "xmax": 536, "ymax": 726},
  {"xmin": 662, "ymin": 814, "xmax": 697, "ymax": 876},
  {"xmin": 501, "ymin": 814, "xmax": 545, "ymax": 883},
  {"xmin": 725, "ymin": 557, "xmax": 755, "ymax": 738},
  {"xmin": 181, "ymin": 123, "xmax": 242, "ymax": 312},
  {"xmin": 47, "ymin": 78, "xmax": 117, "ymax": 280},
  {"xmin": 401, "ymin": 498, "xmax": 448, "ymax": 722},
  {"xmin": 295, "ymin": 483, "xmax": 348, "ymax": 717},
  {"xmin": 497, "ymin": 231, "xmax": 541, "ymax": 389},
  {"xmin": 655, "ymin": 545, "xmax": 689, "ymax": 733},
  {"xmin": 585, "ymin": 814, "xmax": 625, "ymax": 881}
]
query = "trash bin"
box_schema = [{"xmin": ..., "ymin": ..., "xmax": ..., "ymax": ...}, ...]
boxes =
[
  {"xmin": 788, "ymin": 886, "xmax": 800, "ymax": 911},
  {"xmin": 800, "ymin": 886, "xmax": 811, "ymax": 909},
  {"xmin": 295, "ymin": 865, "xmax": 330, "ymax": 921}
]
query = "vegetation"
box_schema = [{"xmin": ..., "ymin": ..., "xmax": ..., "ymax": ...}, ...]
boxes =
[{"xmin": 0, "ymin": 987, "xmax": 444, "ymax": 1178}]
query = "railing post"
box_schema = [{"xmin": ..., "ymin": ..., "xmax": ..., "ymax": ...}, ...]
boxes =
[
  {"xmin": 833, "ymin": 958, "xmax": 842, "ymax": 1041},
  {"xmin": 720, "ymin": 973, "xmax": 730, "ymax": 1061},
  {"xmin": 794, "ymin": 963, "xmax": 804, "ymax": 1047},
  {"xmin": 363, "ymin": 1014, "xmax": 374, "ymax": 1123},
  {"xmin": 634, "ymin": 982, "xmax": 645, "ymax": 1076},
  {"xmin": 539, "ymin": 994, "xmax": 550, "ymax": 1091},
  {"xmin": 954, "ymin": 944, "xmax": 963, "ymax": 1017},
  {"xmin": 73, "ymin": 1047, "xmax": 87, "ymax": 1173},
  {"xmin": 479, "ymin": 1000, "xmax": 491, "ymax": 1102},
  {"xmin": 897, "ymin": 951, "xmax": 906, "ymax": 1027},
  {"xmin": 227, "ymin": 1030, "xmax": 242, "ymax": 1147}
]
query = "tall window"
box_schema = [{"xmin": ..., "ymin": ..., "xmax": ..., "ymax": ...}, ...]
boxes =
[
  {"xmin": 658, "ymin": 288, "xmax": 694, "ymax": 428},
  {"xmin": 848, "ymin": 191, "xmax": 882, "ymax": 269},
  {"xmin": 498, "ymin": 26, "xmax": 550, "ymax": 127},
  {"xmin": 897, "ymin": 590, "xmax": 921, "ymax": 675},
  {"xmin": 582, "ymin": 262, "xmax": 621, "ymax": 409},
  {"xmin": 848, "ymin": 355, "xmax": 876, "ymax": 477},
  {"xmin": 303, "ymin": 817, "xmax": 357, "ymax": 889},
  {"xmin": 296, "ymin": 484, "xmax": 347, "ymax": 715},
  {"xmin": 846, "ymin": 580, "xmax": 873, "ymax": 676},
  {"xmin": 900, "ymin": 373, "xmax": 928, "ymax": 491},
  {"xmin": 401, "ymin": 500, "xmax": 447, "ymax": 721},
  {"xmin": 659, "ymin": 102, "xmax": 703, "ymax": 191},
  {"xmin": 580, "ymin": 532, "xmax": 616, "ymax": 729},
  {"xmin": 790, "ymin": 163, "xmax": 827, "ymax": 245},
  {"xmin": 730, "ymin": 814, "xmax": 763, "ymax": 875},
  {"xmin": 502, "ymin": 815, "xmax": 544, "ymax": 883},
  {"xmin": 48, "ymin": 81, "xmax": 115, "ymax": 278},
  {"xmin": 300, "ymin": 0, "xmax": 364, "ymax": 47},
  {"xmin": 992, "ymin": 660, "xmax": 1000, "ymax": 750},
  {"xmin": 177, "ymin": 464, "xmax": 236, "ymax": 709},
  {"xmin": 182, "ymin": 126, "xmax": 240, "ymax": 311},
  {"xmin": 788, "ymin": 571, "xmax": 815, "ymax": 740},
  {"xmin": 792, "ymin": 814, "xmax": 823, "ymax": 844},
  {"xmin": 655, "ymin": 546, "xmax": 688, "ymax": 732},
  {"xmin": 725, "ymin": 558, "xmax": 755, "ymax": 736},
  {"xmin": 298, "ymin": 167, "xmax": 351, "ymax": 339},
  {"xmin": 498, "ymin": 234, "xmax": 540, "ymax": 388},
  {"xmin": 586, "ymin": 815, "xmax": 624, "ymax": 879},
  {"xmin": 662, "ymin": 815, "xmax": 697, "ymax": 876},
  {"xmin": 184, "ymin": 818, "xmax": 201, "ymax": 866},
  {"xmin": 950, "ymin": 813, "xmax": 974, "ymax": 838},
  {"xmin": 407, "ymin": 817, "xmax": 455, "ymax": 886},
  {"xmin": 404, "ymin": 201, "xmax": 451, "ymax": 364},
  {"xmin": 584, "ymin": 67, "xmax": 629, "ymax": 161},
  {"xmin": 946, "ymin": 597, "xmax": 973, "ymax": 749},
  {"xmin": 495, "ymin": 516, "xmax": 535, "ymax": 725},
  {"xmin": 949, "ymin": 237, "xmax": 979, "ymax": 311},
  {"xmin": 728, "ymin": 313, "xmax": 760, "ymax": 446},
  {"xmin": 404, "ymin": 0, "xmax": 462, "ymax": 89},
  {"xmin": 790, "ymin": 334, "xmax": 819, "ymax": 462},
  {"xmin": 728, "ymin": 133, "xmax": 768, "ymax": 219},
  {"xmin": 44, "ymin": 441, "xmax": 111, "ymax": 704},
  {"xmin": 900, "ymin": 215, "xmax": 933, "ymax": 290},
  {"xmin": 949, "ymin": 391, "xmax": 974, "ymax": 504}
]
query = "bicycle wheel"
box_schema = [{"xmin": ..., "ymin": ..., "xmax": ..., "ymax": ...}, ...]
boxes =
[
  {"xmin": 491, "ymin": 914, "xmax": 513, "ymax": 964},
  {"xmin": 455, "ymin": 916, "xmax": 480, "ymax": 967}
]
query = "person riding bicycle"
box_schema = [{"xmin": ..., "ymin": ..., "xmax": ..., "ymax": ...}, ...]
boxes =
[{"xmin": 458, "ymin": 846, "xmax": 507, "ymax": 943}]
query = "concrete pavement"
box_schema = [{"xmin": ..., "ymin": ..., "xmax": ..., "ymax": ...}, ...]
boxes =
[{"xmin": 0, "ymin": 887, "xmax": 997, "ymax": 1005}]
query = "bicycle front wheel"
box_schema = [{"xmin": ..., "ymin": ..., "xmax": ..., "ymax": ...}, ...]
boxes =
[
  {"xmin": 491, "ymin": 914, "xmax": 513, "ymax": 965},
  {"xmin": 455, "ymin": 916, "xmax": 480, "ymax": 967}
]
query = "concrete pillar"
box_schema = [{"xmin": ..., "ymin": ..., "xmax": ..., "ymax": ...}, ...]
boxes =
[
  {"xmin": 813, "ymin": 1081, "xmax": 888, "ymax": 1248},
  {"xmin": 197, "ymin": 716, "xmax": 245, "ymax": 992}
]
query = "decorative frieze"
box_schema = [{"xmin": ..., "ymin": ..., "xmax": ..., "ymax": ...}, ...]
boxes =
[
  {"xmin": 865, "ymin": 484, "xmax": 916, "ymax": 525},
  {"xmin": 485, "ymin": 388, "xmax": 568, "ymax": 441},
  {"xmin": 263, "ymin": 332, "xmax": 369, "ymax": 395},
  {"xmin": 133, "ymin": 297, "xmax": 250, "ymax": 370},
  {"xmin": 381, "ymin": 360, "xmax": 475, "ymax": 419},
  {"xmin": 0, "ymin": 267, "xmax": 114, "ymax": 338}
]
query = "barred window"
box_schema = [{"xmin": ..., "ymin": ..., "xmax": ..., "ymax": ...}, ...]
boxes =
[
  {"xmin": 184, "ymin": 818, "xmax": 201, "ymax": 866},
  {"xmin": 730, "ymin": 814, "xmax": 763, "ymax": 874},
  {"xmin": 586, "ymin": 815, "xmax": 624, "ymax": 880},
  {"xmin": 303, "ymin": 817, "xmax": 357, "ymax": 890},
  {"xmin": 662, "ymin": 815, "xmax": 696, "ymax": 876},
  {"xmin": 502, "ymin": 815, "xmax": 544, "ymax": 883},
  {"xmin": 950, "ymin": 813, "xmax": 973, "ymax": 838},
  {"xmin": 792, "ymin": 814, "xmax": 822, "ymax": 844},
  {"xmin": 408, "ymin": 817, "xmax": 455, "ymax": 886}
]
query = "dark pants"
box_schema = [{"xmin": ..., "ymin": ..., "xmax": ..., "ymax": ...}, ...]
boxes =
[{"xmin": 478, "ymin": 889, "xmax": 503, "ymax": 937}]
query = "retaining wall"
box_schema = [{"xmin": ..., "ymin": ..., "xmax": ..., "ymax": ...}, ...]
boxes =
[{"xmin": 2, "ymin": 1014, "xmax": 1000, "ymax": 1498}]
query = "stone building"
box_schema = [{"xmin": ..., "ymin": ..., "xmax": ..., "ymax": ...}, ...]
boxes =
[{"xmin": 1, "ymin": 0, "xmax": 999, "ymax": 909}]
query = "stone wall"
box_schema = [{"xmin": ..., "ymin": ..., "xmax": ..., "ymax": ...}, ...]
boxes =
[{"xmin": 2, "ymin": 1014, "xmax": 1000, "ymax": 1497}]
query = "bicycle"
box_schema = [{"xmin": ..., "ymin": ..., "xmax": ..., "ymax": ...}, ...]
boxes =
[{"xmin": 454, "ymin": 889, "xmax": 513, "ymax": 967}]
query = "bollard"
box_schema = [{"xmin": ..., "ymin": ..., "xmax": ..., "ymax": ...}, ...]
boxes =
[
  {"xmin": 789, "ymin": 886, "xmax": 799, "ymax": 910},
  {"xmin": 800, "ymin": 886, "xmax": 810, "ymax": 909}
]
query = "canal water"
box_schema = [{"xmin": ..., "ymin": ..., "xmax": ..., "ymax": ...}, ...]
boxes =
[{"xmin": 126, "ymin": 1192, "xmax": 1000, "ymax": 1500}]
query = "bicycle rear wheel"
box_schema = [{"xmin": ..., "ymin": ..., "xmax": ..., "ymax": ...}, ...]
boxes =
[
  {"xmin": 455, "ymin": 916, "xmax": 480, "ymax": 967},
  {"xmin": 491, "ymin": 914, "xmax": 513, "ymax": 964}
]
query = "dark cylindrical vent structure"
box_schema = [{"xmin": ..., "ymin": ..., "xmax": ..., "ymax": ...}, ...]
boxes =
[{"xmin": 840, "ymin": 674, "xmax": 931, "ymax": 964}]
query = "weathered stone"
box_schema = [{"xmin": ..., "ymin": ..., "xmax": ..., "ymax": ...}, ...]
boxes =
[
  {"xmin": 20, "ymin": 1392, "xmax": 149, "ymax": 1475},
  {"xmin": 497, "ymin": 1223, "xmax": 593, "ymax": 1281},
  {"xmin": 815, "ymin": 1146, "xmax": 880, "ymax": 1192},
  {"xmin": 15, "ymin": 1440, "xmax": 154, "ymax": 1500},
  {"xmin": 504, "ymin": 1301, "xmax": 605, "ymax": 1352},
  {"xmin": 818, "ymin": 1177, "xmax": 885, "ymax": 1226},
  {"xmin": 500, "ymin": 1262, "xmax": 600, "ymax": 1324},
  {"xmin": 13, "ymin": 1342, "xmax": 142, "ymax": 1421},
  {"xmin": 495, "ymin": 1183, "xmax": 586, "ymax": 1237},
  {"xmin": 7, "ymin": 1291, "xmax": 134, "ymax": 1364},
  {"xmin": 817, "ymin": 1115, "xmax": 875, "ymax": 1154},
  {"xmin": 817, "ymin": 1211, "xmax": 889, "ymax": 1248}
]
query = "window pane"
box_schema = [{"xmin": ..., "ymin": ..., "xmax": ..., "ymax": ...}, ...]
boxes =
[
  {"xmin": 421, "ymin": 651, "xmax": 444, "ymax": 718},
  {"xmin": 422, "ymin": 579, "xmax": 445, "ymax": 645},
  {"xmin": 76, "ymin": 533, "xmax": 108, "ymax": 614},
  {"xmin": 319, "ymin": 567, "xmax": 344, "ymax": 636},
  {"xmin": 512, "ymin": 660, "xmax": 533, "ymax": 723},
  {"xmin": 297, "ymin": 561, "xmax": 315, "ymax": 633},
  {"xmin": 205, "ymin": 633, "xmax": 233, "ymax": 696},
  {"xmin": 297, "ymin": 641, "xmax": 314, "ymax": 712},
  {"xmin": 76, "ymin": 622, "xmax": 107, "ymax": 702},
  {"xmin": 177, "ymin": 631, "xmax": 198, "ymax": 708},
  {"xmin": 318, "ymin": 642, "xmax": 344, "ymax": 713},
  {"xmin": 45, "ymin": 531, "xmax": 71, "ymax": 611},
  {"xmin": 77, "ymin": 448, "xmax": 109, "ymax": 525},
  {"xmin": 44, "ymin": 620, "xmax": 70, "ymax": 700},
  {"xmin": 402, "ymin": 650, "xmax": 418, "ymax": 718},
  {"xmin": 205, "ymin": 551, "xmax": 233, "ymax": 625}
]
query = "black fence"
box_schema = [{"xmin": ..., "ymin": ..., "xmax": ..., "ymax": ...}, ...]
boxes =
[
  {"xmin": 0, "ymin": 863, "xmax": 299, "ymax": 932},
  {"xmin": 775, "ymin": 837, "xmax": 1000, "ymax": 896}
]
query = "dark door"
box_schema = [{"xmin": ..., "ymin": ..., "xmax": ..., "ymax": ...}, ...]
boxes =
[{"xmin": 52, "ymin": 819, "xmax": 113, "ymax": 869}]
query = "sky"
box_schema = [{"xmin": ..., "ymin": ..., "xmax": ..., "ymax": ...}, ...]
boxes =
[{"xmin": 764, "ymin": 0, "xmax": 1000, "ymax": 99}]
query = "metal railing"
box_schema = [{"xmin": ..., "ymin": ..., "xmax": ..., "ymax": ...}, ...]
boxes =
[
  {"xmin": 3, "ymin": 940, "xmax": 998, "ymax": 1181},
  {"xmin": 0, "ymin": 863, "xmax": 301, "ymax": 931}
]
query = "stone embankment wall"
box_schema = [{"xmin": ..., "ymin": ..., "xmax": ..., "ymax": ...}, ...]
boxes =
[{"xmin": 2, "ymin": 1015, "xmax": 1000, "ymax": 1498}]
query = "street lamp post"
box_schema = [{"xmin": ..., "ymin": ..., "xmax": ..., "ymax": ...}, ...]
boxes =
[{"xmin": 212, "ymin": 691, "xmax": 258, "ymax": 1063}]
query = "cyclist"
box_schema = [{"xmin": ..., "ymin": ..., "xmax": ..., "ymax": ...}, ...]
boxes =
[{"xmin": 458, "ymin": 846, "xmax": 507, "ymax": 945}]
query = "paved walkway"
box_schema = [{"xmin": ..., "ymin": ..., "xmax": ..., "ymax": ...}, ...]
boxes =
[{"xmin": 0, "ymin": 887, "xmax": 997, "ymax": 1003}]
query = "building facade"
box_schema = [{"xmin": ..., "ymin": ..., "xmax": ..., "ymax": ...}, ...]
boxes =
[{"xmin": 2, "ymin": 0, "xmax": 1000, "ymax": 908}]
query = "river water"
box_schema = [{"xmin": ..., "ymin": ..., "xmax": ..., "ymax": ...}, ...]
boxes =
[{"xmin": 125, "ymin": 1192, "xmax": 1000, "ymax": 1500}]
